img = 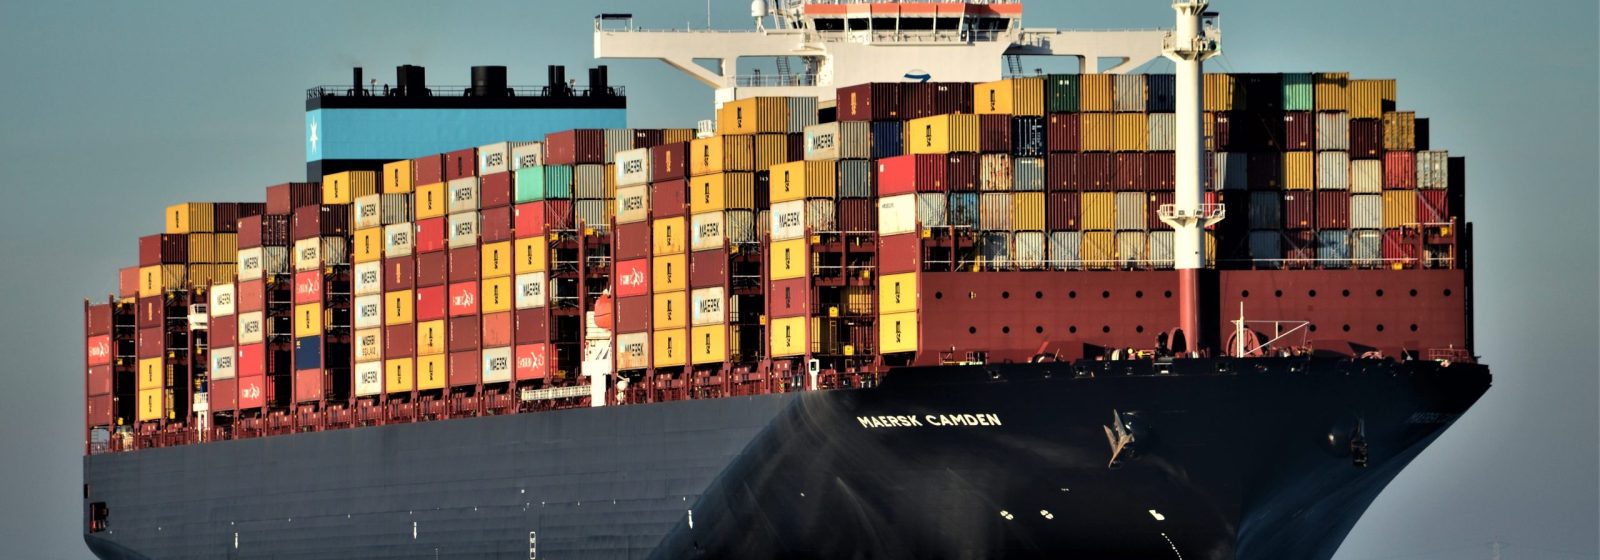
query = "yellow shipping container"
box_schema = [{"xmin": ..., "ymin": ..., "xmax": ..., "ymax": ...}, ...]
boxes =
[
  {"xmin": 383, "ymin": 160, "xmax": 414, "ymax": 193},
  {"xmin": 1314, "ymin": 72, "xmax": 1349, "ymax": 112},
  {"xmin": 692, "ymin": 323, "xmax": 729, "ymax": 365},
  {"xmin": 138, "ymin": 265, "xmax": 185, "ymax": 297},
  {"xmin": 1113, "ymin": 113, "xmax": 1149, "ymax": 152},
  {"xmin": 165, "ymin": 202, "xmax": 215, "ymax": 234},
  {"xmin": 482, "ymin": 277, "xmax": 513, "ymax": 314},
  {"xmin": 514, "ymin": 238, "xmax": 547, "ymax": 274},
  {"xmin": 1284, "ymin": 151, "xmax": 1315, "ymax": 190},
  {"xmin": 1202, "ymin": 112, "xmax": 1215, "ymax": 151},
  {"xmin": 1383, "ymin": 191, "xmax": 1417, "ymax": 229},
  {"xmin": 690, "ymin": 135, "xmax": 755, "ymax": 176},
  {"xmin": 481, "ymin": 241, "xmax": 513, "ymax": 278},
  {"xmin": 1203, "ymin": 74, "xmax": 1239, "ymax": 112},
  {"xmin": 1080, "ymin": 192, "xmax": 1117, "ymax": 230},
  {"xmin": 653, "ymin": 254, "xmax": 687, "ymax": 293},
  {"xmin": 878, "ymin": 273, "xmax": 919, "ymax": 315},
  {"xmin": 769, "ymin": 238, "xmax": 809, "ymax": 280},
  {"xmin": 769, "ymin": 316, "xmax": 807, "ymax": 358},
  {"xmin": 879, "ymin": 311, "xmax": 920, "ymax": 354},
  {"xmin": 1013, "ymin": 192, "xmax": 1045, "ymax": 230},
  {"xmin": 1080, "ymin": 231, "xmax": 1117, "ymax": 270},
  {"xmin": 384, "ymin": 290, "xmax": 414, "ymax": 324},
  {"xmin": 769, "ymin": 160, "xmax": 838, "ymax": 204},
  {"xmin": 1079, "ymin": 74, "xmax": 1115, "ymax": 112},
  {"xmin": 652, "ymin": 217, "xmax": 689, "ymax": 255},
  {"xmin": 1348, "ymin": 79, "xmax": 1394, "ymax": 119},
  {"xmin": 906, "ymin": 114, "xmax": 981, "ymax": 154},
  {"xmin": 322, "ymin": 171, "xmax": 378, "ymax": 205},
  {"xmin": 417, "ymin": 320, "xmax": 446, "ymax": 356},
  {"xmin": 688, "ymin": 172, "xmax": 757, "ymax": 213},
  {"xmin": 212, "ymin": 233, "xmax": 238, "ymax": 263},
  {"xmin": 754, "ymin": 133, "xmax": 790, "ymax": 173},
  {"xmin": 654, "ymin": 291, "xmax": 687, "ymax": 330},
  {"xmin": 973, "ymin": 77, "xmax": 1045, "ymax": 117},
  {"xmin": 415, "ymin": 182, "xmax": 447, "ymax": 219},
  {"xmin": 1382, "ymin": 112, "xmax": 1416, "ymax": 151},
  {"xmin": 653, "ymin": 328, "xmax": 687, "ymax": 367},
  {"xmin": 294, "ymin": 302, "xmax": 323, "ymax": 338},
  {"xmin": 186, "ymin": 233, "xmax": 214, "ymax": 263},
  {"xmin": 385, "ymin": 358, "xmax": 415, "ymax": 393},
  {"xmin": 138, "ymin": 357, "xmax": 164, "ymax": 390},
  {"xmin": 137, "ymin": 388, "xmax": 165, "ymax": 422},
  {"xmin": 1080, "ymin": 113, "xmax": 1116, "ymax": 152},
  {"xmin": 352, "ymin": 228, "xmax": 383, "ymax": 263},
  {"xmin": 717, "ymin": 97, "xmax": 789, "ymax": 135},
  {"xmin": 416, "ymin": 355, "xmax": 447, "ymax": 390}
]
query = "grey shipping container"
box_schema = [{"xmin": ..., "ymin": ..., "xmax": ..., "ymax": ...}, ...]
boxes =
[
  {"xmin": 1351, "ymin": 229, "xmax": 1383, "ymax": 268},
  {"xmin": 380, "ymin": 194, "xmax": 412, "ymax": 226},
  {"xmin": 1012, "ymin": 157, "xmax": 1045, "ymax": 191},
  {"xmin": 788, "ymin": 97, "xmax": 819, "ymax": 134},
  {"xmin": 1317, "ymin": 229, "xmax": 1350, "ymax": 268},
  {"xmin": 1350, "ymin": 194, "xmax": 1383, "ymax": 230},
  {"xmin": 1248, "ymin": 191, "xmax": 1282, "ymax": 229},
  {"xmin": 1317, "ymin": 152, "xmax": 1350, "ymax": 191},
  {"xmin": 838, "ymin": 159, "xmax": 874, "ymax": 198},
  {"xmin": 1147, "ymin": 230, "xmax": 1174, "ymax": 269},
  {"xmin": 1213, "ymin": 152, "xmax": 1248, "ymax": 190},
  {"xmin": 1316, "ymin": 112, "xmax": 1350, "ymax": 151},
  {"xmin": 1115, "ymin": 192, "xmax": 1147, "ymax": 231},
  {"xmin": 1113, "ymin": 74, "xmax": 1147, "ymax": 112},
  {"xmin": 805, "ymin": 200, "xmax": 837, "ymax": 232},
  {"xmin": 1416, "ymin": 150, "xmax": 1449, "ymax": 190},
  {"xmin": 726, "ymin": 210, "xmax": 758, "ymax": 243},
  {"xmin": 576, "ymin": 200, "xmax": 610, "ymax": 230},
  {"xmin": 805, "ymin": 121, "xmax": 872, "ymax": 161},
  {"xmin": 917, "ymin": 193, "xmax": 949, "ymax": 228},
  {"xmin": 1116, "ymin": 231, "xmax": 1147, "ymax": 267},
  {"xmin": 1049, "ymin": 231, "xmax": 1081, "ymax": 270},
  {"xmin": 1147, "ymin": 113, "xmax": 1175, "ymax": 151},
  {"xmin": 604, "ymin": 129, "xmax": 635, "ymax": 163},
  {"xmin": 1013, "ymin": 232, "xmax": 1046, "ymax": 269},
  {"xmin": 574, "ymin": 164, "xmax": 608, "ymax": 199}
]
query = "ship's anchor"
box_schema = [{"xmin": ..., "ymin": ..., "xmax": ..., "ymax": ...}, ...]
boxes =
[{"xmin": 1104, "ymin": 410, "xmax": 1140, "ymax": 469}]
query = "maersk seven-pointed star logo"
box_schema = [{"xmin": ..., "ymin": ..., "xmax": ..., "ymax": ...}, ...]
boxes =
[{"xmin": 308, "ymin": 119, "xmax": 319, "ymax": 150}]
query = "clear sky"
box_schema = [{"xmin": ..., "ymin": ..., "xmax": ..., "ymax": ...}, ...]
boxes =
[{"xmin": 1, "ymin": 1, "xmax": 1595, "ymax": 558}]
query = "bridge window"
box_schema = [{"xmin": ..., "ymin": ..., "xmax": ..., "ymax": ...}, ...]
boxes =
[
  {"xmin": 813, "ymin": 18, "xmax": 844, "ymax": 32},
  {"xmin": 900, "ymin": 17, "xmax": 934, "ymax": 31}
]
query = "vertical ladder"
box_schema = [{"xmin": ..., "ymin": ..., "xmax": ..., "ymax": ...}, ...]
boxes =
[{"xmin": 1004, "ymin": 55, "xmax": 1024, "ymax": 77}]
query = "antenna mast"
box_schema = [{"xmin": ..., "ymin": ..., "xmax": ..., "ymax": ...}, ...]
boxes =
[{"xmin": 1159, "ymin": 1, "xmax": 1224, "ymax": 352}]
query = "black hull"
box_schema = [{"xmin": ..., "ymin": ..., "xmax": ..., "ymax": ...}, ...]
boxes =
[{"xmin": 84, "ymin": 358, "xmax": 1490, "ymax": 559}]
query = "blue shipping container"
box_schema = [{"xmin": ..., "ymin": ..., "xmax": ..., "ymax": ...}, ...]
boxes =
[
  {"xmin": 948, "ymin": 192, "xmax": 980, "ymax": 227},
  {"xmin": 1146, "ymin": 74, "xmax": 1177, "ymax": 113},
  {"xmin": 1317, "ymin": 230, "xmax": 1350, "ymax": 268},
  {"xmin": 870, "ymin": 121, "xmax": 904, "ymax": 160},
  {"xmin": 294, "ymin": 336, "xmax": 322, "ymax": 371},
  {"xmin": 1010, "ymin": 116, "xmax": 1046, "ymax": 157}
]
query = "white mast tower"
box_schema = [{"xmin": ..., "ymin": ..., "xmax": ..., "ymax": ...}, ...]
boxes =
[{"xmin": 1158, "ymin": 0, "xmax": 1224, "ymax": 352}]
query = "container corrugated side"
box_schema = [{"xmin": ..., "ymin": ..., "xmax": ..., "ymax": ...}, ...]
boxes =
[
  {"xmin": 1079, "ymin": 113, "xmax": 1115, "ymax": 152},
  {"xmin": 1213, "ymin": 152, "xmax": 1248, "ymax": 190},
  {"xmin": 837, "ymin": 160, "xmax": 874, "ymax": 198},
  {"xmin": 979, "ymin": 154, "xmax": 1013, "ymax": 191},
  {"xmin": 1248, "ymin": 191, "xmax": 1282, "ymax": 229},
  {"xmin": 1045, "ymin": 74, "xmax": 1079, "ymax": 113},
  {"xmin": 1284, "ymin": 152, "xmax": 1314, "ymax": 190},
  {"xmin": 1012, "ymin": 192, "xmax": 1044, "ymax": 231},
  {"xmin": 1114, "ymin": 192, "xmax": 1146, "ymax": 231},
  {"xmin": 916, "ymin": 194, "xmax": 948, "ymax": 228},
  {"xmin": 1316, "ymin": 151, "xmax": 1350, "ymax": 190},
  {"xmin": 1350, "ymin": 194, "xmax": 1383, "ymax": 229},
  {"xmin": 1282, "ymin": 73, "xmax": 1314, "ymax": 111},
  {"xmin": 1146, "ymin": 113, "xmax": 1175, "ymax": 151},
  {"xmin": 1012, "ymin": 232, "xmax": 1046, "ymax": 269},
  {"xmin": 1316, "ymin": 112, "xmax": 1350, "ymax": 151},
  {"xmin": 1347, "ymin": 79, "xmax": 1393, "ymax": 119},
  {"xmin": 1383, "ymin": 112, "xmax": 1416, "ymax": 151},
  {"xmin": 1012, "ymin": 157, "xmax": 1044, "ymax": 191},
  {"xmin": 1382, "ymin": 191, "xmax": 1416, "ymax": 229},
  {"xmin": 1080, "ymin": 192, "xmax": 1116, "ymax": 230},
  {"xmin": 1317, "ymin": 230, "xmax": 1350, "ymax": 267},
  {"xmin": 1079, "ymin": 74, "xmax": 1114, "ymax": 112},
  {"xmin": 1384, "ymin": 151, "xmax": 1416, "ymax": 189},
  {"xmin": 1113, "ymin": 113, "xmax": 1148, "ymax": 152},
  {"xmin": 1050, "ymin": 231, "xmax": 1081, "ymax": 270},
  {"xmin": 979, "ymin": 193, "xmax": 1013, "ymax": 230},
  {"xmin": 787, "ymin": 96, "xmax": 819, "ymax": 133},
  {"xmin": 1314, "ymin": 72, "xmax": 1349, "ymax": 112},
  {"xmin": 1113, "ymin": 74, "xmax": 1146, "ymax": 112},
  {"xmin": 1350, "ymin": 159, "xmax": 1382, "ymax": 193},
  {"xmin": 1116, "ymin": 231, "xmax": 1147, "ymax": 267}
]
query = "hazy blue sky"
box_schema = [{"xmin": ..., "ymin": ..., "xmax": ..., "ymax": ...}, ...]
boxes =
[{"xmin": 1, "ymin": 1, "xmax": 1595, "ymax": 558}]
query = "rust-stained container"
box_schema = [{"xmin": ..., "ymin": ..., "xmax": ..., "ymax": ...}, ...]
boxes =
[
  {"xmin": 1349, "ymin": 119, "xmax": 1382, "ymax": 158},
  {"xmin": 1046, "ymin": 192, "xmax": 1080, "ymax": 230},
  {"xmin": 1079, "ymin": 113, "xmax": 1115, "ymax": 152},
  {"xmin": 1047, "ymin": 113, "xmax": 1080, "ymax": 152},
  {"xmin": 1284, "ymin": 151, "xmax": 1315, "ymax": 190},
  {"xmin": 1286, "ymin": 192, "xmax": 1319, "ymax": 229},
  {"xmin": 1146, "ymin": 191, "xmax": 1175, "ymax": 230},
  {"xmin": 1316, "ymin": 151, "xmax": 1350, "ymax": 191},
  {"xmin": 543, "ymin": 129, "xmax": 606, "ymax": 165},
  {"xmin": 977, "ymin": 114, "xmax": 1012, "ymax": 153},
  {"xmin": 1283, "ymin": 112, "xmax": 1315, "ymax": 150},
  {"xmin": 1417, "ymin": 190, "xmax": 1450, "ymax": 223},
  {"xmin": 1113, "ymin": 113, "xmax": 1148, "ymax": 152},
  {"xmin": 1385, "ymin": 152, "xmax": 1417, "ymax": 188},
  {"xmin": 265, "ymin": 182, "xmax": 319, "ymax": 215},
  {"xmin": 979, "ymin": 153, "xmax": 1013, "ymax": 191},
  {"xmin": 1314, "ymin": 72, "xmax": 1350, "ymax": 112},
  {"xmin": 1382, "ymin": 191, "xmax": 1416, "ymax": 229},
  {"xmin": 1113, "ymin": 153, "xmax": 1146, "ymax": 191},
  {"xmin": 836, "ymin": 82, "xmax": 903, "ymax": 121},
  {"xmin": 906, "ymin": 113, "xmax": 981, "ymax": 154},
  {"xmin": 877, "ymin": 154, "xmax": 946, "ymax": 196},
  {"xmin": 947, "ymin": 154, "xmax": 980, "ymax": 192},
  {"xmin": 1314, "ymin": 191, "xmax": 1349, "ymax": 229},
  {"xmin": 1080, "ymin": 192, "xmax": 1116, "ymax": 230},
  {"xmin": 1383, "ymin": 111, "xmax": 1416, "ymax": 151},
  {"xmin": 689, "ymin": 135, "xmax": 755, "ymax": 176},
  {"xmin": 1079, "ymin": 74, "xmax": 1114, "ymax": 112},
  {"xmin": 974, "ymin": 77, "xmax": 1044, "ymax": 116}
]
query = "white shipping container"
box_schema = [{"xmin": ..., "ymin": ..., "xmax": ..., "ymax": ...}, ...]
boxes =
[
  {"xmin": 384, "ymin": 223, "xmax": 413, "ymax": 257},
  {"xmin": 725, "ymin": 211, "xmax": 757, "ymax": 244},
  {"xmin": 691, "ymin": 287, "xmax": 727, "ymax": 326},
  {"xmin": 1350, "ymin": 194, "xmax": 1384, "ymax": 230},
  {"xmin": 478, "ymin": 141, "xmax": 536, "ymax": 175},
  {"xmin": 354, "ymin": 294, "xmax": 383, "ymax": 329},
  {"xmin": 354, "ymin": 361, "xmax": 383, "ymax": 397},
  {"xmin": 209, "ymin": 283, "xmax": 236, "ymax": 317},
  {"xmin": 1117, "ymin": 231, "xmax": 1148, "ymax": 267},
  {"xmin": 354, "ymin": 328, "xmax": 382, "ymax": 363},
  {"xmin": 615, "ymin": 185, "xmax": 649, "ymax": 224},
  {"xmin": 1050, "ymin": 231, "xmax": 1081, "ymax": 270},
  {"xmin": 210, "ymin": 346, "xmax": 236, "ymax": 380},
  {"xmin": 293, "ymin": 238, "xmax": 320, "ymax": 272},
  {"xmin": 515, "ymin": 272, "xmax": 547, "ymax": 309},
  {"xmin": 511, "ymin": 142, "xmax": 545, "ymax": 170},
  {"xmin": 380, "ymin": 193, "xmax": 411, "ymax": 225},
  {"xmin": 1148, "ymin": 230, "xmax": 1175, "ymax": 269},
  {"xmin": 1350, "ymin": 159, "xmax": 1382, "ymax": 193},
  {"xmin": 447, "ymin": 211, "xmax": 479, "ymax": 248},
  {"xmin": 770, "ymin": 200, "xmax": 807, "ymax": 241},
  {"xmin": 1316, "ymin": 112, "xmax": 1350, "ymax": 151},
  {"xmin": 916, "ymin": 194, "xmax": 948, "ymax": 228},
  {"xmin": 1013, "ymin": 232, "xmax": 1046, "ymax": 269},
  {"xmin": 482, "ymin": 347, "xmax": 513, "ymax": 384},
  {"xmin": 1213, "ymin": 152, "xmax": 1248, "ymax": 190},
  {"xmin": 979, "ymin": 193, "xmax": 1013, "ymax": 230},
  {"xmin": 354, "ymin": 261, "xmax": 382, "ymax": 297},
  {"xmin": 1317, "ymin": 151, "xmax": 1350, "ymax": 191},
  {"xmin": 446, "ymin": 177, "xmax": 480, "ymax": 214},
  {"xmin": 1352, "ymin": 229, "xmax": 1383, "ymax": 267},
  {"xmin": 879, "ymin": 194, "xmax": 917, "ymax": 236},
  {"xmin": 237, "ymin": 247, "xmax": 263, "ymax": 281},
  {"xmin": 692, "ymin": 211, "xmax": 727, "ymax": 250},
  {"xmin": 320, "ymin": 237, "xmax": 348, "ymax": 267},
  {"xmin": 1115, "ymin": 192, "xmax": 1147, "ymax": 231},
  {"xmin": 1147, "ymin": 113, "xmax": 1175, "ymax": 151},
  {"xmin": 614, "ymin": 148, "xmax": 652, "ymax": 187},
  {"xmin": 616, "ymin": 332, "xmax": 650, "ymax": 371},
  {"xmin": 353, "ymin": 194, "xmax": 383, "ymax": 230},
  {"xmin": 238, "ymin": 312, "xmax": 264, "ymax": 345},
  {"xmin": 1416, "ymin": 150, "xmax": 1449, "ymax": 190},
  {"xmin": 805, "ymin": 200, "xmax": 837, "ymax": 232}
]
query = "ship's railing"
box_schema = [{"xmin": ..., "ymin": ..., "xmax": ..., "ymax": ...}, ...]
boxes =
[
  {"xmin": 734, "ymin": 74, "xmax": 821, "ymax": 88},
  {"xmin": 306, "ymin": 85, "xmax": 625, "ymax": 99}
]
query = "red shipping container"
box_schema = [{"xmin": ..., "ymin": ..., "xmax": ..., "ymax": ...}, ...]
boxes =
[
  {"xmin": 877, "ymin": 154, "xmax": 946, "ymax": 196},
  {"xmin": 1212, "ymin": 112, "xmax": 1237, "ymax": 150},
  {"xmin": 449, "ymin": 350, "xmax": 480, "ymax": 387},
  {"xmin": 1282, "ymin": 229, "xmax": 1317, "ymax": 268},
  {"xmin": 879, "ymin": 233, "xmax": 921, "ymax": 274},
  {"xmin": 1384, "ymin": 151, "xmax": 1416, "ymax": 189},
  {"xmin": 265, "ymin": 182, "xmax": 319, "ymax": 215},
  {"xmin": 87, "ymin": 394, "xmax": 114, "ymax": 426},
  {"xmin": 137, "ymin": 296, "xmax": 163, "ymax": 328},
  {"xmin": 690, "ymin": 250, "xmax": 728, "ymax": 289},
  {"xmin": 443, "ymin": 148, "xmax": 477, "ymax": 181},
  {"xmin": 1075, "ymin": 153, "xmax": 1114, "ymax": 191},
  {"xmin": 1247, "ymin": 152, "xmax": 1281, "ymax": 190},
  {"xmin": 413, "ymin": 154, "xmax": 444, "ymax": 186},
  {"xmin": 515, "ymin": 309, "xmax": 548, "ymax": 344},
  {"xmin": 615, "ymin": 259, "xmax": 649, "ymax": 298},
  {"xmin": 238, "ymin": 215, "xmax": 263, "ymax": 248},
  {"xmin": 212, "ymin": 316, "xmax": 237, "ymax": 348},
  {"xmin": 139, "ymin": 234, "xmax": 188, "ymax": 267},
  {"xmin": 86, "ymin": 335, "xmax": 110, "ymax": 369},
  {"xmin": 1113, "ymin": 153, "xmax": 1147, "ymax": 191},
  {"xmin": 86, "ymin": 304, "xmax": 113, "ymax": 335},
  {"xmin": 1146, "ymin": 192, "xmax": 1176, "ymax": 230},
  {"xmin": 514, "ymin": 202, "xmax": 546, "ymax": 238},
  {"xmin": 415, "ymin": 218, "xmax": 446, "ymax": 253},
  {"xmin": 415, "ymin": 285, "xmax": 446, "ymax": 321},
  {"xmin": 1045, "ymin": 192, "xmax": 1079, "ymax": 230},
  {"xmin": 515, "ymin": 343, "xmax": 551, "ymax": 381},
  {"xmin": 543, "ymin": 200, "xmax": 575, "ymax": 231},
  {"xmin": 480, "ymin": 172, "xmax": 512, "ymax": 208},
  {"xmin": 294, "ymin": 270, "xmax": 323, "ymax": 304},
  {"xmin": 902, "ymin": 82, "xmax": 973, "ymax": 119},
  {"xmin": 294, "ymin": 369, "xmax": 324, "ymax": 403},
  {"xmin": 651, "ymin": 179, "xmax": 688, "ymax": 217},
  {"xmin": 1417, "ymin": 191, "xmax": 1450, "ymax": 223},
  {"xmin": 416, "ymin": 251, "xmax": 447, "ymax": 287},
  {"xmin": 237, "ymin": 344, "xmax": 265, "ymax": 378},
  {"xmin": 483, "ymin": 312, "xmax": 512, "ymax": 347},
  {"xmin": 449, "ymin": 246, "xmax": 480, "ymax": 282},
  {"xmin": 947, "ymin": 154, "xmax": 980, "ymax": 191},
  {"xmin": 87, "ymin": 365, "xmax": 112, "ymax": 396},
  {"xmin": 236, "ymin": 281, "xmax": 263, "ymax": 312},
  {"xmin": 291, "ymin": 205, "xmax": 349, "ymax": 240},
  {"xmin": 977, "ymin": 114, "xmax": 1012, "ymax": 153},
  {"xmin": 238, "ymin": 375, "xmax": 266, "ymax": 409},
  {"xmin": 384, "ymin": 256, "xmax": 415, "ymax": 291},
  {"xmin": 447, "ymin": 281, "xmax": 479, "ymax": 317},
  {"xmin": 837, "ymin": 198, "xmax": 877, "ymax": 232},
  {"xmin": 1383, "ymin": 229, "xmax": 1419, "ymax": 262},
  {"xmin": 481, "ymin": 206, "xmax": 513, "ymax": 243},
  {"xmin": 616, "ymin": 296, "xmax": 651, "ymax": 333},
  {"xmin": 836, "ymin": 83, "xmax": 903, "ymax": 122},
  {"xmin": 137, "ymin": 327, "xmax": 162, "ymax": 358},
  {"xmin": 651, "ymin": 143, "xmax": 689, "ymax": 183},
  {"xmin": 119, "ymin": 267, "xmax": 140, "ymax": 298},
  {"xmin": 614, "ymin": 221, "xmax": 650, "ymax": 261},
  {"xmin": 378, "ymin": 324, "xmax": 412, "ymax": 359},
  {"xmin": 1145, "ymin": 152, "xmax": 1176, "ymax": 191},
  {"xmin": 1313, "ymin": 191, "xmax": 1349, "ymax": 229},
  {"xmin": 1045, "ymin": 153, "xmax": 1075, "ymax": 191},
  {"xmin": 1283, "ymin": 112, "xmax": 1315, "ymax": 150},
  {"xmin": 1047, "ymin": 113, "xmax": 1080, "ymax": 153},
  {"xmin": 1349, "ymin": 119, "xmax": 1383, "ymax": 158},
  {"xmin": 211, "ymin": 378, "xmax": 238, "ymax": 412},
  {"xmin": 261, "ymin": 215, "xmax": 291, "ymax": 247},
  {"xmin": 544, "ymin": 129, "xmax": 606, "ymax": 165},
  {"xmin": 769, "ymin": 277, "xmax": 811, "ymax": 318},
  {"xmin": 449, "ymin": 316, "xmax": 480, "ymax": 351}
]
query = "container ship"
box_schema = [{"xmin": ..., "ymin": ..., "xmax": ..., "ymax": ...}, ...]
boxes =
[{"xmin": 80, "ymin": 1, "xmax": 1490, "ymax": 559}]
